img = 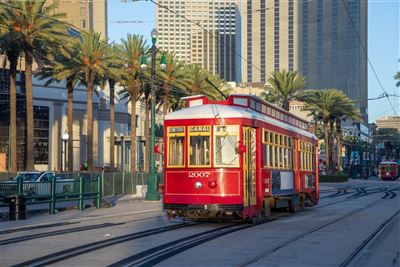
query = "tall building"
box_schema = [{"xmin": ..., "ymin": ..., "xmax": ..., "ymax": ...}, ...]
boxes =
[
  {"xmin": 376, "ymin": 116, "xmax": 400, "ymax": 133},
  {"xmin": 48, "ymin": 0, "xmax": 108, "ymax": 38},
  {"xmin": 156, "ymin": 0, "xmax": 237, "ymax": 81},
  {"xmin": 238, "ymin": 0, "xmax": 368, "ymax": 121}
]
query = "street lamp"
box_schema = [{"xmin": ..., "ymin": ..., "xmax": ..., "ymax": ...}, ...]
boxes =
[
  {"xmin": 142, "ymin": 28, "xmax": 165, "ymax": 201},
  {"xmin": 62, "ymin": 131, "xmax": 69, "ymax": 172}
]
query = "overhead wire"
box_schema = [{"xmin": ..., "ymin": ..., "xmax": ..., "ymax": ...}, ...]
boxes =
[
  {"xmin": 341, "ymin": 0, "xmax": 398, "ymax": 115},
  {"xmin": 351, "ymin": 93, "xmax": 400, "ymax": 103}
]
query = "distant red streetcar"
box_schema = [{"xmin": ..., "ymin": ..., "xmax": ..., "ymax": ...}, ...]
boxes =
[
  {"xmin": 163, "ymin": 94, "xmax": 319, "ymax": 222},
  {"xmin": 379, "ymin": 161, "xmax": 400, "ymax": 180}
]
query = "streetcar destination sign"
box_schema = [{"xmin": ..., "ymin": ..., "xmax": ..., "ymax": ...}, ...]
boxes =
[
  {"xmin": 189, "ymin": 126, "xmax": 210, "ymax": 132},
  {"xmin": 169, "ymin": 127, "xmax": 185, "ymax": 133}
]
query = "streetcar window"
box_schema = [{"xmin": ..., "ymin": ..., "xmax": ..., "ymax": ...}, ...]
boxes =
[
  {"xmin": 299, "ymin": 141, "xmax": 315, "ymax": 171},
  {"xmin": 188, "ymin": 125, "xmax": 211, "ymax": 167},
  {"xmin": 233, "ymin": 97, "xmax": 247, "ymax": 107},
  {"xmin": 214, "ymin": 125, "xmax": 239, "ymax": 167},
  {"xmin": 189, "ymin": 136, "xmax": 210, "ymax": 166},
  {"xmin": 167, "ymin": 127, "xmax": 185, "ymax": 167},
  {"xmin": 256, "ymin": 102, "xmax": 261, "ymax": 111},
  {"xmin": 168, "ymin": 137, "xmax": 185, "ymax": 167},
  {"xmin": 250, "ymin": 99, "xmax": 256, "ymax": 109},
  {"xmin": 263, "ymin": 130, "xmax": 293, "ymax": 170},
  {"xmin": 262, "ymin": 105, "xmax": 267, "ymax": 114}
]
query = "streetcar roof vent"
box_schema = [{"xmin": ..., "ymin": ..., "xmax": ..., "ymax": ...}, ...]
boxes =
[{"xmin": 181, "ymin": 95, "xmax": 208, "ymax": 107}]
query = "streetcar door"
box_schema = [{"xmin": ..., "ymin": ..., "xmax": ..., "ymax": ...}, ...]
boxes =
[{"xmin": 243, "ymin": 127, "xmax": 257, "ymax": 206}]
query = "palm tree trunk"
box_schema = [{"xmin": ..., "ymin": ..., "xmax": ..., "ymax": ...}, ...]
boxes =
[
  {"xmin": 87, "ymin": 76, "xmax": 94, "ymax": 172},
  {"xmin": 9, "ymin": 54, "xmax": 18, "ymax": 172},
  {"xmin": 163, "ymin": 83, "xmax": 169, "ymax": 118},
  {"xmin": 109, "ymin": 80, "xmax": 115, "ymax": 170},
  {"xmin": 144, "ymin": 94, "xmax": 150, "ymax": 172},
  {"xmin": 329, "ymin": 120, "xmax": 335, "ymax": 173},
  {"xmin": 130, "ymin": 88, "xmax": 138, "ymax": 174},
  {"xmin": 67, "ymin": 80, "xmax": 74, "ymax": 172},
  {"xmin": 282, "ymin": 101, "xmax": 290, "ymax": 112},
  {"xmin": 323, "ymin": 118, "xmax": 330, "ymax": 173},
  {"xmin": 25, "ymin": 49, "xmax": 34, "ymax": 171},
  {"xmin": 335, "ymin": 118, "xmax": 342, "ymax": 173}
]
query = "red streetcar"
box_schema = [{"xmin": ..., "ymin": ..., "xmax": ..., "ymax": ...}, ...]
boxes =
[
  {"xmin": 379, "ymin": 161, "xmax": 400, "ymax": 180},
  {"xmin": 163, "ymin": 94, "xmax": 319, "ymax": 221}
]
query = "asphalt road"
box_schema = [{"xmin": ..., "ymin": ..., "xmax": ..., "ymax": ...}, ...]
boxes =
[{"xmin": 1, "ymin": 177, "xmax": 399, "ymax": 267}]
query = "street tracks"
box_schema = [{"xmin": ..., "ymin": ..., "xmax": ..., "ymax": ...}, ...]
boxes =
[
  {"xmin": 238, "ymin": 193, "xmax": 399, "ymax": 266},
  {"xmin": 317, "ymin": 185, "xmax": 399, "ymax": 208},
  {"xmin": 11, "ymin": 223, "xmax": 195, "ymax": 267},
  {"xmin": 108, "ymin": 224, "xmax": 253, "ymax": 267},
  {"xmin": 339, "ymin": 210, "xmax": 400, "ymax": 267}
]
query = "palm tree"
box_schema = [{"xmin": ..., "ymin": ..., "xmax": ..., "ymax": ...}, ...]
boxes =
[
  {"xmin": 1, "ymin": 0, "xmax": 68, "ymax": 170},
  {"xmin": 204, "ymin": 73, "xmax": 230, "ymax": 100},
  {"xmin": 116, "ymin": 34, "xmax": 148, "ymax": 174},
  {"xmin": 332, "ymin": 99, "xmax": 361, "ymax": 173},
  {"xmin": 105, "ymin": 44, "xmax": 124, "ymax": 170},
  {"xmin": 184, "ymin": 64, "xmax": 228, "ymax": 100},
  {"xmin": 301, "ymin": 89, "xmax": 351, "ymax": 173},
  {"xmin": 36, "ymin": 40, "xmax": 81, "ymax": 172},
  {"xmin": 264, "ymin": 69, "xmax": 306, "ymax": 111},
  {"xmin": 158, "ymin": 52, "xmax": 188, "ymax": 117},
  {"xmin": 76, "ymin": 32, "xmax": 112, "ymax": 171},
  {"xmin": 184, "ymin": 64, "xmax": 208, "ymax": 95},
  {"xmin": 0, "ymin": 15, "xmax": 21, "ymax": 172},
  {"xmin": 142, "ymin": 82, "xmax": 150, "ymax": 172}
]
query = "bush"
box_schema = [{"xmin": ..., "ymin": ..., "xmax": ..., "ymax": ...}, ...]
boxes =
[{"xmin": 319, "ymin": 174, "xmax": 349, "ymax": 183}]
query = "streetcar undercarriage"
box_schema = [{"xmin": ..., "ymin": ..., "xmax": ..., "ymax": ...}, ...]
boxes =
[{"xmin": 165, "ymin": 192, "xmax": 318, "ymax": 221}]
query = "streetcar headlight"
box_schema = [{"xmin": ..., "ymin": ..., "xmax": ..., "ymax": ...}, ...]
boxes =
[{"xmin": 194, "ymin": 181, "xmax": 202, "ymax": 189}]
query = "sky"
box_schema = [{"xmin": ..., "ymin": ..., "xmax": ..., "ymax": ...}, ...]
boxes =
[{"xmin": 108, "ymin": 0, "xmax": 400, "ymax": 124}]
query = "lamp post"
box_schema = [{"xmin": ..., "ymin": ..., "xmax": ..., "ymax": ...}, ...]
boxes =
[
  {"xmin": 62, "ymin": 132, "xmax": 69, "ymax": 172},
  {"xmin": 143, "ymin": 29, "xmax": 166, "ymax": 201}
]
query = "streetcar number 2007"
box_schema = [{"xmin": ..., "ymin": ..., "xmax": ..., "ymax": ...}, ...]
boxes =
[{"xmin": 188, "ymin": 171, "xmax": 211, "ymax": 178}]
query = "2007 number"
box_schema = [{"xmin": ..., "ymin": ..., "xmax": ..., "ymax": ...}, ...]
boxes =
[{"xmin": 188, "ymin": 171, "xmax": 211, "ymax": 178}]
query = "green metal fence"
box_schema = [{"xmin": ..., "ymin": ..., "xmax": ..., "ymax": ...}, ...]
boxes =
[
  {"xmin": 0, "ymin": 171, "xmax": 164, "ymax": 197},
  {"xmin": 0, "ymin": 176, "xmax": 102, "ymax": 214}
]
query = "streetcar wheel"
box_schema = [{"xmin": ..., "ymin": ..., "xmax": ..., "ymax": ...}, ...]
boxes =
[{"xmin": 289, "ymin": 200, "xmax": 298, "ymax": 214}]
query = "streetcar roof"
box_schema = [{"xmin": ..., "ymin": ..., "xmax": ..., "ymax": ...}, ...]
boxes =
[
  {"xmin": 165, "ymin": 104, "xmax": 317, "ymax": 140},
  {"xmin": 380, "ymin": 161, "xmax": 399, "ymax": 165}
]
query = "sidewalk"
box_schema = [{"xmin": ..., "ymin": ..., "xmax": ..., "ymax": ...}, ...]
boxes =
[{"xmin": 0, "ymin": 194, "xmax": 164, "ymax": 228}]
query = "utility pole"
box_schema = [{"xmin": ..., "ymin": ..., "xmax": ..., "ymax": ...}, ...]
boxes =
[{"xmin": 144, "ymin": 29, "xmax": 166, "ymax": 201}]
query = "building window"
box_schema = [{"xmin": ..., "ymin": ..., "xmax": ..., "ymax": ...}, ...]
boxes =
[
  {"xmin": 34, "ymin": 106, "xmax": 49, "ymax": 165},
  {"xmin": 80, "ymin": 19, "xmax": 86, "ymax": 28}
]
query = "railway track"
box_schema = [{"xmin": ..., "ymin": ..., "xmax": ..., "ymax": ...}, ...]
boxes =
[
  {"xmin": 339, "ymin": 210, "xmax": 400, "ymax": 267},
  {"xmin": 316, "ymin": 185, "xmax": 399, "ymax": 209},
  {"xmin": 0, "ymin": 221, "xmax": 80, "ymax": 235},
  {"xmin": 11, "ymin": 223, "xmax": 195, "ymax": 267},
  {"xmin": 0, "ymin": 222, "xmax": 125, "ymax": 246},
  {"xmin": 108, "ymin": 224, "xmax": 254, "ymax": 267},
  {"xmin": 238, "ymin": 194, "xmax": 399, "ymax": 267}
]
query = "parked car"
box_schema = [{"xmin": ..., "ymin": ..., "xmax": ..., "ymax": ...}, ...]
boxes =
[{"xmin": 0, "ymin": 171, "xmax": 75, "ymax": 200}]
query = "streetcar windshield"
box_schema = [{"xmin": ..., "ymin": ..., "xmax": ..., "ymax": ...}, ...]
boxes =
[
  {"xmin": 188, "ymin": 126, "xmax": 211, "ymax": 167},
  {"xmin": 214, "ymin": 125, "xmax": 239, "ymax": 167}
]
